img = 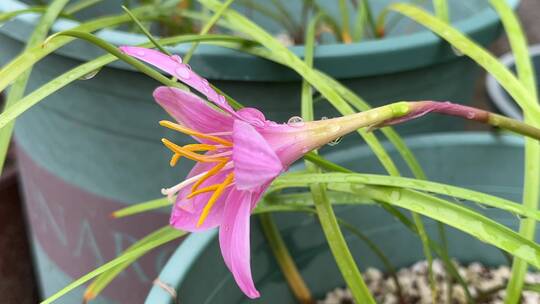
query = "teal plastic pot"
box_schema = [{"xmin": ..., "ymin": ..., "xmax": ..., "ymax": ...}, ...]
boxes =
[
  {"xmin": 0, "ymin": 1, "xmax": 517, "ymax": 303},
  {"xmin": 0, "ymin": 1, "xmax": 518, "ymax": 133},
  {"xmin": 147, "ymin": 132, "xmax": 532, "ymax": 303}
]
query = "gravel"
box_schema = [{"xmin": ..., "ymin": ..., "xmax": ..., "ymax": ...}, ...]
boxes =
[{"xmin": 318, "ymin": 260, "xmax": 540, "ymax": 304}]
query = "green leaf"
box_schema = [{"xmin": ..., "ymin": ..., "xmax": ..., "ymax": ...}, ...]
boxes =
[
  {"xmin": 63, "ymin": 0, "xmax": 103, "ymax": 15},
  {"xmin": 486, "ymin": 1, "xmax": 540, "ymax": 303},
  {"xmin": 41, "ymin": 227, "xmax": 185, "ymax": 304},
  {"xmin": 0, "ymin": 34, "xmax": 251, "ymax": 130},
  {"xmin": 300, "ymin": 13, "xmax": 376, "ymax": 303},
  {"xmin": 0, "ymin": 0, "xmax": 71, "ymax": 174},
  {"xmin": 389, "ymin": 3, "xmax": 540, "ymax": 116},
  {"xmin": 273, "ymin": 172, "xmax": 540, "ymax": 221},
  {"xmin": 84, "ymin": 226, "xmax": 185, "ymax": 301}
]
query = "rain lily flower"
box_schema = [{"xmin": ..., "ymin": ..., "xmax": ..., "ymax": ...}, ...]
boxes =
[
  {"xmin": 120, "ymin": 46, "xmax": 413, "ymax": 298},
  {"xmin": 120, "ymin": 46, "xmax": 531, "ymax": 299}
]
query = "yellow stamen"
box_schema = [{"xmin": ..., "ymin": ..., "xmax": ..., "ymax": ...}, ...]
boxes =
[
  {"xmin": 187, "ymin": 184, "xmax": 220, "ymax": 199},
  {"xmin": 197, "ymin": 173, "xmax": 234, "ymax": 227},
  {"xmin": 162, "ymin": 139, "xmax": 226, "ymax": 163},
  {"xmin": 160, "ymin": 120, "xmax": 232, "ymax": 146},
  {"xmin": 170, "ymin": 153, "xmax": 181, "ymax": 166},
  {"xmin": 191, "ymin": 160, "xmax": 228, "ymax": 192},
  {"xmin": 183, "ymin": 144, "xmax": 217, "ymax": 151}
]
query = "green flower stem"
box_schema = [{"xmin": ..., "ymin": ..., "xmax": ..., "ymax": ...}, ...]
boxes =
[
  {"xmin": 0, "ymin": 0, "xmax": 70, "ymax": 174},
  {"xmin": 301, "ymin": 14, "xmax": 376, "ymax": 304},
  {"xmin": 259, "ymin": 214, "xmax": 314, "ymax": 304}
]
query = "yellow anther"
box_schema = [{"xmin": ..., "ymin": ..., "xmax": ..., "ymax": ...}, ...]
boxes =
[
  {"xmin": 191, "ymin": 161, "xmax": 228, "ymax": 192},
  {"xmin": 160, "ymin": 120, "xmax": 232, "ymax": 146},
  {"xmin": 170, "ymin": 153, "xmax": 181, "ymax": 166},
  {"xmin": 162, "ymin": 139, "xmax": 226, "ymax": 163},
  {"xmin": 187, "ymin": 184, "xmax": 220, "ymax": 199},
  {"xmin": 197, "ymin": 173, "xmax": 234, "ymax": 227}
]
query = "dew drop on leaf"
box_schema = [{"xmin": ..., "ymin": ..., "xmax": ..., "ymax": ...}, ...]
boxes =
[{"xmin": 79, "ymin": 68, "xmax": 101, "ymax": 80}]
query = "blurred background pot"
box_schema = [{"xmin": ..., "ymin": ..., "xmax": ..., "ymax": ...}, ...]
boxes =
[
  {"xmin": 147, "ymin": 132, "xmax": 532, "ymax": 303},
  {"xmin": 0, "ymin": 0, "xmax": 518, "ymax": 303},
  {"xmin": 486, "ymin": 44, "xmax": 540, "ymax": 119}
]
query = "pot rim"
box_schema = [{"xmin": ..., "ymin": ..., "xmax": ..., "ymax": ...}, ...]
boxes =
[
  {"xmin": 485, "ymin": 44, "xmax": 540, "ymax": 120},
  {"xmin": 145, "ymin": 131, "xmax": 524, "ymax": 303},
  {"xmin": 0, "ymin": 0, "xmax": 519, "ymax": 80}
]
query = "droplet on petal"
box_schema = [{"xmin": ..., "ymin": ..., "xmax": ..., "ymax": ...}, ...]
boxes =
[
  {"xmin": 466, "ymin": 112, "xmax": 475, "ymax": 119},
  {"xmin": 136, "ymin": 50, "xmax": 146, "ymax": 57},
  {"xmin": 287, "ymin": 116, "xmax": 304, "ymax": 127},
  {"xmin": 170, "ymin": 55, "xmax": 182, "ymax": 63},
  {"xmin": 175, "ymin": 65, "xmax": 191, "ymax": 79},
  {"xmin": 201, "ymin": 79, "xmax": 210, "ymax": 93}
]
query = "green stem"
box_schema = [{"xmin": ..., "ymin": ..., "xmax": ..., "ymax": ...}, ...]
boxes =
[
  {"xmin": 259, "ymin": 214, "xmax": 314, "ymax": 304},
  {"xmin": 0, "ymin": 0, "xmax": 70, "ymax": 174}
]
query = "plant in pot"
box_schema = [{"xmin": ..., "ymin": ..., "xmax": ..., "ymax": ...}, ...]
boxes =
[{"xmin": 1, "ymin": 0, "xmax": 539, "ymax": 304}]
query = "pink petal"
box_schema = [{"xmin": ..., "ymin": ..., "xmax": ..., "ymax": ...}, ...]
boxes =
[
  {"xmin": 219, "ymin": 190, "xmax": 260, "ymax": 298},
  {"xmin": 236, "ymin": 108, "xmax": 266, "ymax": 127},
  {"xmin": 232, "ymin": 120, "xmax": 283, "ymax": 191},
  {"xmin": 119, "ymin": 46, "xmax": 237, "ymax": 116},
  {"xmin": 154, "ymin": 86, "xmax": 234, "ymax": 142}
]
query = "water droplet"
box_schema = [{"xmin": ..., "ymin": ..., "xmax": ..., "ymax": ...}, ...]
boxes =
[
  {"xmin": 452, "ymin": 46, "xmax": 464, "ymax": 57},
  {"xmin": 390, "ymin": 190, "xmax": 401, "ymax": 201},
  {"xmin": 321, "ymin": 116, "xmax": 328, "ymax": 120},
  {"xmin": 218, "ymin": 95, "xmax": 226, "ymax": 104},
  {"xmin": 287, "ymin": 116, "xmax": 304, "ymax": 126},
  {"xmin": 352, "ymin": 184, "xmax": 365, "ymax": 192},
  {"xmin": 201, "ymin": 79, "xmax": 210, "ymax": 93},
  {"xmin": 466, "ymin": 112, "xmax": 476, "ymax": 119},
  {"xmin": 136, "ymin": 50, "xmax": 146, "ymax": 57},
  {"xmin": 79, "ymin": 68, "xmax": 101, "ymax": 80},
  {"xmin": 327, "ymin": 136, "xmax": 342, "ymax": 146},
  {"xmin": 170, "ymin": 55, "xmax": 182, "ymax": 63},
  {"xmin": 175, "ymin": 65, "xmax": 191, "ymax": 79}
]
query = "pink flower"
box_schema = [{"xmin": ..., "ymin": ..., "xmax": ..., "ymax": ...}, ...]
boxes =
[{"xmin": 119, "ymin": 46, "xmax": 363, "ymax": 298}]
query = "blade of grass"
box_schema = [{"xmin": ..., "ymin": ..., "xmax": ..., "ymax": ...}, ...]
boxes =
[
  {"xmin": 84, "ymin": 226, "xmax": 186, "ymax": 301},
  {"xmin": 0, "ymin": 34, "xmax": 251, "ymax": 129},
  {"xmin": 432, "ymin": 0, "xmax": 449, "ymax": 23},
  {"xmin": 259, "ymin": 214, "xmax": 314, "ymax": 304},
  {"xmin": 487, "ymin": 1, "xmax": 540, "ymax": 303},
  {"xmin": 338, "ymin": 0, "xmax": 352, "ymax": 43},
  {"xmin": 183, "ymin": 0, "xmax": 236, "ymax": 63},
  {"xmin": 301, "ymin": 13, "xmax": 375, "ymax": 304},
  {"xmin": 389, "ymin": 3, "xmax": 539, "ymax": 116},
  {"xmin": 0, "ymin": 0, "xmax": 70, "ymax": 175},
  {"xmin": 41, "ymin": 227, "xmax": 184, "ymax": 304},
  {"xmin": 63, "ymin": 0, "xmax": 104, "ymax": 15}
]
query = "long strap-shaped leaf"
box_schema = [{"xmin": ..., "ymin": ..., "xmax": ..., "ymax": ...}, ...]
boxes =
[
  {"xmin": 486, "ymin": 1, "xmax": 540, "ymax": 303},
  {"xmin": 0, "ymin": 0, "xmax": 71, "ymax": 173},
  {"xmin": 301, "ymin": 14, "xmax": 375, "ymax": 304},
  {"xmin": 41, "ymin": 227, "xmax": 185, "ymax": 304},
  {"xmin": 265, "ymin": 173, "xmax": 540, "ymax": 269},
  {"xmin": 84, "ymin": 226, "xmax": 186, "ymax": 301}
]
